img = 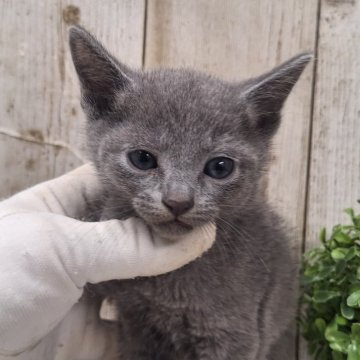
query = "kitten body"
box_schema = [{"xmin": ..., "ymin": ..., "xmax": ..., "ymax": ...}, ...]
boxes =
[
  {"xmin": 69, "ymin": 26, "xmax": 311, "ymax": 359},
  {"xmin": 98, "ymin": 206, "xmax": 296, "ymax": 360}
]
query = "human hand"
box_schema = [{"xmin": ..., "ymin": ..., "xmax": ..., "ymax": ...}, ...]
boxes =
[{"xmin": 0, "ymin": 164, "xmax": 216, "ymax": 356}]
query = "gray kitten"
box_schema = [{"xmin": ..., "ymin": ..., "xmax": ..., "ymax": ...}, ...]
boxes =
[{"xmin": 69, "ymin": 26, "xmax": 311, "ymax": 360}]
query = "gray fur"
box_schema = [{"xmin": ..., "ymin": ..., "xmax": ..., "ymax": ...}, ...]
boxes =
[{"xmin": 69, "ymin": 25, "xmax": 311, "ymax": 359}]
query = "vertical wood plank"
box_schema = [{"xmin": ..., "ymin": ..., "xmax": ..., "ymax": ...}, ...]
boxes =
[
  {"xmin": 306, "ymin": 0, "xmax": 360, "ymax": 246},
  {"xmin": 145, "ymin": 1, "xmax": 319, "ymax": 359},
  {"xmin": 0, "ymin": 0, "xmax": 67, "ymax": 197},
  {"xmin": 0, "ymin": 0, "xmax": 145, "ymax": 198},
  {"xmin": 301, "ymin": 1, "xmax": 360, "ymax": 359}
]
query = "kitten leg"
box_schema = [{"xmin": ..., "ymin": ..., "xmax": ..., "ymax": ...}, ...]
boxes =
[
  {"xmin": 194, "ymin": 335, "xmax": 257, "ymax": 360},
  {"xmin": 265, "ymin": 324, "xmax": 297, "ymax": 360}
]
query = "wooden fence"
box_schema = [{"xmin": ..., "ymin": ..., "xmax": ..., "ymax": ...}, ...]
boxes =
[{"xmin": 1, "ymin": 1, "xmax": 359, "ymax": 359}]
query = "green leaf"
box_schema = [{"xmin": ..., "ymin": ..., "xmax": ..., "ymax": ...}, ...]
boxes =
[
  {"xmin": 345, "ymin": 247, "xmax": 357, "ymax": 261},
  {"xmin": 348, "ymin": 341, "xmax": 360, "ymax": 360},
  {"xmin": 331, "ymin": 350, "xmax": 345, "ymax": 360},
  {"xmin": 341, "ymin": 301, "xmax": 355, "ymax": 320},
  {"xmin": 320, "ymin": 227, "xmax": 327, "ymax": 244},
  {"xmin": 331, "ymin": 248, "xmax": 349, "ymax": 261},
  {"xmin": 335, "ymin": 260, "xmax": 347, "ymax": 274},
  {"xmin": 314, "ymin": 290, "xmax": 341, "ymax": 303},
  {"xmin": 345, "ymin": 208, "xmax": 355, "ymax": 219},
  {"xmin": 317, "ymin": 347, "xmax": 330, "ymax": 360},
  {"xmin": 299, "ymin": 206, "xmax": 360, "ymax": 358},
  {"xmin": 335, "ymin": 315, "xmax": 348, "ymax": 326},
  {"xmin": 315, "ymin": 318, "xmax": 327, "ymax": 335},
  {"xmin": 334, "ymin": 232, "xmax": 353, "ymax": 245},
  {"xmin": 304, "ymin": 266, "xmax": 319, "ymax": 277},
  {"xmin": 328, "ymin": 331, "xmax": 350, "ymax": 353},
  {"xmin": 307, "ymin": 342, "xmax": 317, "ymax": 355},
  {"xmin": 348, "ymin": 291, "xmax": 360, "ymax": 308},
  {"xmin": 313, "ymin": 302, "xmax": 333, "ymax": 315},
  {"xmin": 305, "ymin": 248, "xmax": 322, "ymax": 261},
  {"xmin": 352, "ymin": 323, "xmax": 360, "ymax": 342},
  {"xmin": 350, "ymin": 284, "xmax": 360, "ymax": 294},
  {"xmin": 354, "ymin": 216, "xmax": 360, "ymax": 228}
]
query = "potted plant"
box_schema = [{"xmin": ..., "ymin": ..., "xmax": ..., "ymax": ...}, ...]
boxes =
[{"xmin": 300, "ymin": 202, "xmax": 360, "ymax": 360}]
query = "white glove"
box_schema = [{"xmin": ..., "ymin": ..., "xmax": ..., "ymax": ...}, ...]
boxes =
[{"xmin": 0, "ymin": 164, "xmax": 216, "ymax": 356}]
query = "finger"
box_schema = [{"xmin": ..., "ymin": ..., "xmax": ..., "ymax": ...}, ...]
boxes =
[
  {"xmin": 0, "ymin": 164, "xmax": 101, "ymax": 218},
  {"xmin": 78, "ymin": 218, "xmax": 217, "ymax": 282}
]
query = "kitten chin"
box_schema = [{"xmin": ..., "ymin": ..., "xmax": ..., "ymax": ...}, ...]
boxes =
[
  {"xmin": 150, "ymin": 219, "xmax": 194, "ymax": 240},
  {"xmin": 100, "ymin": 197, "xmax": 195, "ymax": 240}
]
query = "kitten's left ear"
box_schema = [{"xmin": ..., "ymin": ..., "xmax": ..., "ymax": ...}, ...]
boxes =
[
  {"xmin": 69, "ymin": 25, "xmax": 136, "ymax": 117},
  {"xmin": 241, "ymin": 53, "xmax": 312, "ymax": 137}
]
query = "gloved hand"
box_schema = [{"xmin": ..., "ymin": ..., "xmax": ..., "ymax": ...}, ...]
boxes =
[{"xmin": 0, "ymin": 164, "xmax": 216, "ymax": 357}]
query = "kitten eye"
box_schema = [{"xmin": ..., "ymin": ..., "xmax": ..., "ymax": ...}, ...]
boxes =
[
  {"xmin": 128, "ymin": 150, "xmax": 157, "ymax": 170},
  {"xmin": 204, "ymin": 157, "xmax": 234, "ymax": 179}
]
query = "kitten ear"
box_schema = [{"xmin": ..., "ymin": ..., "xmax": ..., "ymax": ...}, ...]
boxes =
[
  {"xmin": 241, "ymin": 53, "xmax": 312, "ymax": 137},
  {"xmin": 69, "ymin": 25, "xmax": 135, "ymax": 116}
]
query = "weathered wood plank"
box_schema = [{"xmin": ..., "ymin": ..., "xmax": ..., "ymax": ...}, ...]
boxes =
[
  {"xmin": 0, "ymin": 0, "xmax": 68, "ymax": 197},
  {"xmin": 145, "ymin": 2, "xmax": 318, "ymax": 359},
  {"xmin": 306, "ymin": 0, "xmax": 360, "ymax": 247},
  {"xmin": 0, "ymin": 0, "xmax": 145, "ymax": 198},
  {"xmin": 301, "ymin": 1, "xmax": 360, "ymax": 359}
]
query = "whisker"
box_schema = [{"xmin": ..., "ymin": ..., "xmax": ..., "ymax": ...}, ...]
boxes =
[{"xmin": 216, "ymin": 216, "xmax": 270, "ymax": 273}]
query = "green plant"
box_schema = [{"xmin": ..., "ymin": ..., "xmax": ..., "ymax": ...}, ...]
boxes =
[{"xmin": 300, "ymin": 202, "xmax": 360, "ymax": 360}]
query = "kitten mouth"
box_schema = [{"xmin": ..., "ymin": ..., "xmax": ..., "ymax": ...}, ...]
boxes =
[
  {"xmin": 172, "ymin": 219, "xmax": 193, "ymax": 228},
  {"xmin": 162, "ymin": 219, "xmax": 193, "ymax": 231},
  {"xmin": 151, "ymin": 219, "xmax": 194, "ymax": 239}
]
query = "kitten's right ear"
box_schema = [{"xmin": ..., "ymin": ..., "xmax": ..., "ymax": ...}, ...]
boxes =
[
  {"xmin": 69, "ymin": 26, "xmax": 134, "ymax": 116},
  {"xmin": 240, "ymin": 53, "xmax": 312, "ymax": 137}
]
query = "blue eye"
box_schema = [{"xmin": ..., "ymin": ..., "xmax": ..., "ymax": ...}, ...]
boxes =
[
  {"xmin": 204, "ymin": 157, "xmax": 234, "ymax": 179},
  {"xmin": 128, "ymin": 150, "xmax": 157, "ymax": 170}
]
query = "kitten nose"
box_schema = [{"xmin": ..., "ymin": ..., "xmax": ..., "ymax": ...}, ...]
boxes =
[{"xmin": 162, "ymin": 197, "xmax": 194, "ymax": 217}]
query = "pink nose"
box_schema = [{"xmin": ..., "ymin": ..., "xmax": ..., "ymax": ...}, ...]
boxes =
[{"xmin": 162, "ymin": 198, "xmax": 194, "ymax": 217}]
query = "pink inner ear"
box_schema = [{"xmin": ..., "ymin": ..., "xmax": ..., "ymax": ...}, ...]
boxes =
[
  {"xmin": 69, "ymin": 26, "xmax": 132, "ymax": 95},
  {"xmin": 239, "ymin": 53, "xmax": 312, "ymax": 136},
  {"xmin": 241, "ymin": 53, "xmax": 312, "ymax": 109},
  {"xmin": 69, "ymin": 26, "xmax": 137, "ymax": 118}
]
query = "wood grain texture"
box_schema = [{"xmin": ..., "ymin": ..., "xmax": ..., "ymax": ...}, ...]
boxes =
[
  {"xmin": 0, "ymin": 2, "xmax": 145, "ymax": 358},
  {"xmin": 0, "ymin": 0, "xmax": 71, "ymax": 197},
  {"xmin": 300, "ymin": 1, "xmax": 360, "ymax": 359},
  {"xmin": 145, "ymin": 0, "xmax": 318, "ymax": 249},
  {"xmin": 145, "ymin": 2, "xmax": 319, "ymax": 358},
  {"xmin": 306, "ymin": 0, "xmax": 360, "ymax": 247},
  {"xmin": 5, "ymin": 1, "xmax": 360, "ymax": 358},
  {"xmin": 0, "ymin": 0, "xmax": 145, "ymax": 198}
]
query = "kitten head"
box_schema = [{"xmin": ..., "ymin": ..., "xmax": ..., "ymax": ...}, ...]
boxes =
[{"xmin": 69, "ymin": 26, "xmax": 311, "ymax": 239}]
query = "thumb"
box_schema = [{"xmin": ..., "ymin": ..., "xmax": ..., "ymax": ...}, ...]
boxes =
[
  {"xmin": 69, "ymin": 217, "xmax": 216, "ymax": 284},
  {"xmin": 0, "ymin": 212, "xmax": 215, "ymax": 354}
]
